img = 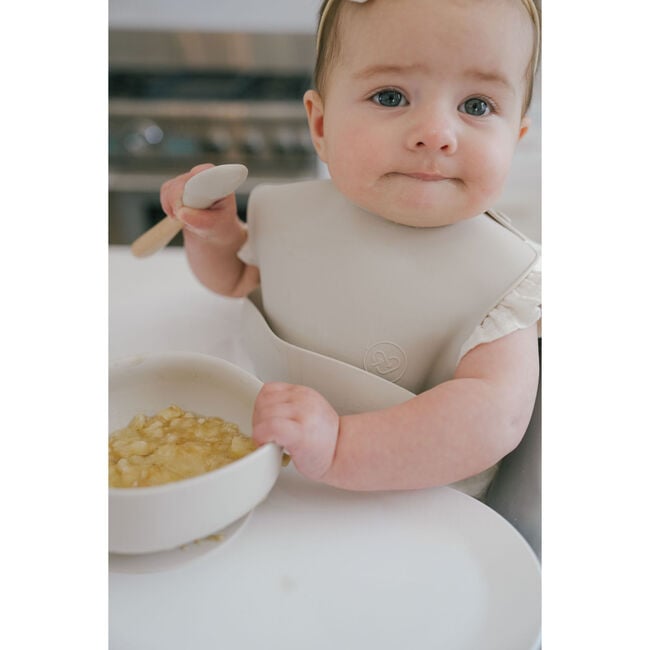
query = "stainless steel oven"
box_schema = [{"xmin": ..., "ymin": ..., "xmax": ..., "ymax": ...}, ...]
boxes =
[{"xmin": 109, "ymin": 30, "xmax": 318, "ymax": 245}]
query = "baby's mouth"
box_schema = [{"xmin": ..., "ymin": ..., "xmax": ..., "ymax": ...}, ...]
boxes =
[{"xmin": 393, "ymin": 171, "xmax": 452, "ymax": 182}]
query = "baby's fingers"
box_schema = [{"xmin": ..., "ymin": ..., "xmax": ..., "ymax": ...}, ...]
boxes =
[
  {"xmin": 253, "ymin": 415, "xmax": 305, "ymax": 451},
  {"xmin": 160, "ymin": 163, "xmax": 214, "ymax": 217},
  {"xmin": 174, "ymin": 192, "xmax": 237, "ymax": 237},
  {"xmin": 252, "ymin": 384, "xmax": 307, "ymax": 447}
]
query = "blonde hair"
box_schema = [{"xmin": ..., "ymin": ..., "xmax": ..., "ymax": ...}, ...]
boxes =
[{"xmin": 314, "ymin": 0, "xmax": 541, "ymax": 115}]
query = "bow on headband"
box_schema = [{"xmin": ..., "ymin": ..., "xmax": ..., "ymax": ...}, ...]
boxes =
[{"xmin": 317, "ymin": 0, "xmax": 370, "ymax": 50}]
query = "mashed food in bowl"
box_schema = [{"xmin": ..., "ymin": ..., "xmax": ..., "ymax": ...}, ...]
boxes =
[{"xmin": 109, "ymin": 405, "xmax": 257, "ymax": 488}]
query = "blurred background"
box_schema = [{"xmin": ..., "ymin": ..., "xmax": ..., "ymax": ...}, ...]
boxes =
[{"xmin": 108, "ymin": 0, "xmax": 540, "ymax": 246}]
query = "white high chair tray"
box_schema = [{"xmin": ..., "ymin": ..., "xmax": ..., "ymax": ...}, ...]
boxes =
[
  {"xmin": 109, "ymin": 247, "xmax": 540, "ymax": 650},
  {"xmin": 110, "ymin": 464, "xmax": 540, "ymax": 650}
]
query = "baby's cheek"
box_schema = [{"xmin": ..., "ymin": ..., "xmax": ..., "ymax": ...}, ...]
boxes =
[
  {"xmin": 327, "ymin": 156, "xmax": 374, "ymax": 203},
  {"xmin": 472, "ymin": 149, "xmax": 513, "ymax": 203}
]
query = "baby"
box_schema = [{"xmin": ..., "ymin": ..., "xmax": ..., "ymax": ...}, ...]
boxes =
[{"xmin": 159, "ymin": 0, "xmax": 541, "ymax": 496}]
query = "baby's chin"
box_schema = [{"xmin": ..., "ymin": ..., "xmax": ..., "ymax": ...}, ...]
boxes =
[
  {"xmin": 376, "ymin": 208, "xmax": 456, "ymax": 228},
  {"xmin": 356, "ymin": 198, "xmax": 477, "ymax": 229},
  {"xmin": 338, "ymin": 181, "xmax": 486, "ymax": 228}
]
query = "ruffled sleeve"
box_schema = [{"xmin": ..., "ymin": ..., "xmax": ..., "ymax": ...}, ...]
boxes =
[{"xmin": 457, "ymin": 246, "xmax": 541, "ymax": 362}]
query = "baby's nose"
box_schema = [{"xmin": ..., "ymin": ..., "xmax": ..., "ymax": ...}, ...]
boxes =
[{"xmin": 406, "ymin": 107, "xmax": 458, "ymax": 154}]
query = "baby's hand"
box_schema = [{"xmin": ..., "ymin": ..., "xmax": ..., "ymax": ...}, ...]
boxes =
[
  {"xmin": 252, "ymin": 383, "xmax": 339, "ymax": 481},
  {"xmin": 160, "ymin": 163, "xmax": 241, "ymax": 245}
]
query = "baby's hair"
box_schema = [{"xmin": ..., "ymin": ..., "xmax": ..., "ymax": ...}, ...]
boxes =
[{"xmin": 314, "ymin": 0, "xmax": 541, "ymax": 115}]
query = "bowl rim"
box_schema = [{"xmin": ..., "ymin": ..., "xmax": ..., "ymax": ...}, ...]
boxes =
[{"xmin": 109, "ymin": 351, "xmax": 282, "ymax": 496}]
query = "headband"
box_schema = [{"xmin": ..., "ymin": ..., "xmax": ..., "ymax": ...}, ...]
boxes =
[{"xmin": 317, "ymin": 0, "xmax": 368, "ymax": 51}]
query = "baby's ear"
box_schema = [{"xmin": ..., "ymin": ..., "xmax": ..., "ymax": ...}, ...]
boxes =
[
  {"xmin": 303, "ymin": 90, "xmax": 328, "ymax": 162},
  {"xmin": 519, "ymin": 115, "xmax": 531, "ymax": 140}
]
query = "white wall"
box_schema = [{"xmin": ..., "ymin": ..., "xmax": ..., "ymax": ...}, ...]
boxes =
[{"xmin": 109, "ymin": 0, "xmax": 322, "ymax": 33}]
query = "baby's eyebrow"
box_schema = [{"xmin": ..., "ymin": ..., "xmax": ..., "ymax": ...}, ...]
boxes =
[
  {"xmin": 464, "ymin": 69, "xmax": 515, "ymax": 95},
  {"xmin": 353, "ymin": 63, "xmax": 516, "ymax": 95},
  {"xmin": 352, "ymin": 63, "xmax": 427, "ymax": 79}
]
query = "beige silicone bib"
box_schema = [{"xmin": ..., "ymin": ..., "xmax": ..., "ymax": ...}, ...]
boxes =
[
  {"xmin": 242, "ymin": 180, "xmax": 537, "ymax": 392},
  {"xmin": 240, "ymin": 180, "xmax": 538, "ymax": 498}
]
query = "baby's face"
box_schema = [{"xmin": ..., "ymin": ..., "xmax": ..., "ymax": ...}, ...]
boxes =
[{"xmin": 305, "ymin": 0, "xmax": 534, "ymax": 227}]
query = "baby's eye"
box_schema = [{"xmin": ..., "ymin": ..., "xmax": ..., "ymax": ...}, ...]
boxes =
[
  {"xmin": 372, "ymin": 89, "xmax": 407, "ymax": 107},
  {"xmin": 459, "ymin": 97, "xmax": 492, "ymax": 116}
]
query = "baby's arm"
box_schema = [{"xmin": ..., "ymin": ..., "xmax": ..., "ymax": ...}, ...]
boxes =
[
  {"xmin": 160, "ymin": 164, "xmax": 260, "ymax": 297},
  {"xmin": 253, "ymin": 324, "xmax": 539, "ymax": 489}
]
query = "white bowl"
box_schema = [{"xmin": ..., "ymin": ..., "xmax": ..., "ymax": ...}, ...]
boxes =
[{"xmin": 109, "ymin": 352, "xmax": 282, "ymax": 554}]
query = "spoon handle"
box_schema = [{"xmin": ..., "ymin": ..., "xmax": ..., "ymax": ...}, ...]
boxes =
[
  {"xmin": 130, "ymin": 164, "xmax": 248, "ymax": 258},
  {"xmin": 130, "ymin": 216, "xmax": 183, "ymax": 258}
]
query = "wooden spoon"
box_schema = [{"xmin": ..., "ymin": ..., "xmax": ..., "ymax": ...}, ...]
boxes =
[{"xmin": 130, "ymin": 164, "xmax": 248, "ymax": 258}]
